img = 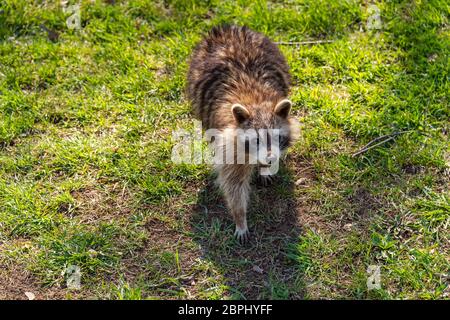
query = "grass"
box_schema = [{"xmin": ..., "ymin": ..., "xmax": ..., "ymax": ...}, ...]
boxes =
[{"xmin": 0, "ymin": 0, "xmax": 448, "ymax": 300}]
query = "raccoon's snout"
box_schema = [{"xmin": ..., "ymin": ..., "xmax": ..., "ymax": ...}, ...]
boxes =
[
  {"xmin": 263, "ymin": 153, "xmax": 276, "ymax": 164},
  {"xmin": 267, "ymin": 153, "xmax": 277, "ymax": 163},
  {"xmin": 258, "ymin": 151, "xmax": 278, "ymax": 166}
]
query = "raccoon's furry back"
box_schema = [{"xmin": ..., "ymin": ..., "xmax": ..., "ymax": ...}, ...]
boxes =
[{"xmin": 186, "ymin": 25, "xmax": 291, "ymax": 129}]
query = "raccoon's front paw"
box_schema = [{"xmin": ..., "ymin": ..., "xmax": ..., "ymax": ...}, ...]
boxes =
[
  {"xmin": 257, "ymin": 174, "xmax": 274, "ymax": 187},
  {"xmin": 234, "ymin": 226, "xmax": 250, "ymax": 244}
]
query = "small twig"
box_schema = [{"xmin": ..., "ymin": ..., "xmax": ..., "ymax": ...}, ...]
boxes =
[
  {"xmin": 358, "ymin": 130, "xmax": 412, "ymax": 150},
  {"xmin": 352, "ymin": 130, "xmax": 413, "ymax": 157},
  {"xmin": 275, "ymin": 40, "xmax": 334, "ymax": 46},
  {"xmin": 352, "ymin": 136, "xmax": 395, "ymax": 157}
]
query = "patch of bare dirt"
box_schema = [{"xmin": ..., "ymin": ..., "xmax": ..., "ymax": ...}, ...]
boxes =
[
  {"xmin": 109, "ymin": 191, "xmax": 205, "ymax": 298},
  {"xmin": 69, "ymin": 183, "xmax": 135, "ymax": 223},
  {"xmin": 347, "ymin": 187, "xmax": 382, "ymax": 218},
  {"xmin": 0, "ymin": 239, "xmax": 90, "ymax": 300},
  {"xmin": 0, "ymin": 262, "xmax": 75, "ymax": 300}
]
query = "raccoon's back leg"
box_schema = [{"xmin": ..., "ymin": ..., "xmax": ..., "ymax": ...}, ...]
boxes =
[{"xmin": 216, "ymin": 164, "xmax": 253, "ymax": 244}]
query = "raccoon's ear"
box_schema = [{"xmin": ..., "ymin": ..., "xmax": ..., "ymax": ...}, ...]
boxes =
[
  {"xmin": 231, "ymin": 104, "xmax": 250, "ymax": 124},
  {"xmin": 274, "ymin": 99, "xmax": 292, "ymax": 118}
]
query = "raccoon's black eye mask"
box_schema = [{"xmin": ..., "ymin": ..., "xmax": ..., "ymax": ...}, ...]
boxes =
[
  {"xmin": 279, "ymin": 135, "xmax": 290, "ymax": 150},
  {"xmin": 243, "ymin": 132, "xmax": 289, "ymax": 153},
  {"xmin": 244, "ymin": 136, "xmax": 259, "ymax": 153}
]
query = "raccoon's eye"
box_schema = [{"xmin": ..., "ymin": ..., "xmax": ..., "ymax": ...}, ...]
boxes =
[
  {"xmin": 244, "ymin": 136, "xmax": 259, "ymax": 152},
  {"xmin": 279, "ymin": 136, "xmax": 289, "ymax": 149}
]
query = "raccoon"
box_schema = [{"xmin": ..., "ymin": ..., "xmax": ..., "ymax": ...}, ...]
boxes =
[{"xmin": 187, "ymin": 25, "xmax": 299, "ymax": 243}]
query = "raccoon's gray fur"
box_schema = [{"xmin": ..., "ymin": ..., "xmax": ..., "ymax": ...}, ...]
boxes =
[{"xmin": 187, "ymin": 25, "xmax": 299, "ymax": 243}]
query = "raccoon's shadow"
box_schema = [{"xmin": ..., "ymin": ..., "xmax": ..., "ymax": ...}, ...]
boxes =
[{"xmin": 190, "ymin": 163, "xmax": 305, "ymax": 299}]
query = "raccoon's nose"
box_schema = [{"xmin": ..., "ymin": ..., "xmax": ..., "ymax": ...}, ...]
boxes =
[{"xmin": 266, "ymin": 153, "xmax": 277, "ymax": 164}]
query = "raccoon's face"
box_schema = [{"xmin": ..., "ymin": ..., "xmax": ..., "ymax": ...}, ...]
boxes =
[{"xmin": 231, "ymin": 99, "xmax": 294, "ymax": 169}]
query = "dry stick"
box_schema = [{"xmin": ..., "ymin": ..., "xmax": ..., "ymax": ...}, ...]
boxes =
[
  {"xmin": 275, "ymin": 40, "xmax": 334, "ymax": 45},
  {"xmin": 359, "ymin": 130, "xmax": 412, "ymax": 150},
  {"xmin": 352, "ymin": 130, "xmax": 413, "ymax": 157}
]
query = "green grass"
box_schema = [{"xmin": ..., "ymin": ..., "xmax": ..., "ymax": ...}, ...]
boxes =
[{"xmin": 0, "ymin": 0, "xmax": 448, "ymax": 299}]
